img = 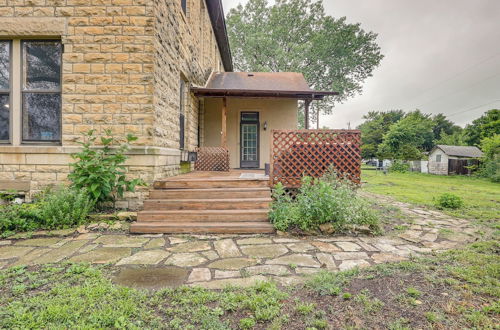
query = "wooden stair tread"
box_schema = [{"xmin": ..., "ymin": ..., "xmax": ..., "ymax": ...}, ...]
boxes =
[
  {"xmin": 130, "ymin": 221, "xmax": 275, "ymax": 234},
  {"xmin": 150, "ymin": 187, "xmax": 270, "ymax": 192},
  {"xmin": 145, "ymin": 198, "xmax": 272, "ymax": 203},
  {"xmin": 139, "ymin": 209, "xmax": 269, "ymax": 214}
]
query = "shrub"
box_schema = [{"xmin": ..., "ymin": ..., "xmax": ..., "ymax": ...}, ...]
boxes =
[
  {"xmin": 38, "ymin": 186, "xmax": 95, "ymax": 229},
  {"xmin": 68, "ymin": 130, "xmax": 146, "ymax": 207},
  {"xmin": 388, "ymin": 160, "xmax": 409, "ymax": 173},
  {"xmin": 435, "ymin": 193, "xmax": 464, "ymax": 209},
  {"xmin": 0, "ymin": 186, "xmax": 95, "ymax": 236},
  {"xmin": 269, "ymin": 171, "xmax": 380, "ymax": 233}
]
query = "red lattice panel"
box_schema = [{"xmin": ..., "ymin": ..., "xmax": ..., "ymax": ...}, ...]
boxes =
[
  {"xmin": 195, "ymin": 147, "xmax": 230, "ymax": 171},
  {"xmin": 270, "ymin": 130, "xmax": 361, "ymax": 188}
]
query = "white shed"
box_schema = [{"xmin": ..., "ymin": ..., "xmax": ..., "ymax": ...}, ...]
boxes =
[{"xmin": 428, "ymin": 145, "xmax": 483, "ymax": 175}]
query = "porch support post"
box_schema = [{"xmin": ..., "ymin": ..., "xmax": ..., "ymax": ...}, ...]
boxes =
[
  {"xmin": 221, "ymin": 97, "xmax": 227, "ymax": 147},
  {"xmin": 304, "ymin": 99, "xmax": 311, "ymax": 129}
]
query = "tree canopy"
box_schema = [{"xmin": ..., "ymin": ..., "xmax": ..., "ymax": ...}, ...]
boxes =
[
  {"xmin": 463, "ymin": 109, "xmax": 500, "ymax": 146},
  {"xmin": 226, "ymin": 0, "xmax": 384, "ymax": 127},
  {"xmin": 357, "ymin": 110, "xmax": 404, "ymax": 159}
]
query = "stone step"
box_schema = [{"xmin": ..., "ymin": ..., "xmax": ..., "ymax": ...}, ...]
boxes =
[
  {"xmin": 149, "ymin": 187, "xmax": 270, "ymax": 199},
  {"xmin": 143, "ymin": 198, "xmax": 272, "ymax": 211},
  {"xmin": 137, "ymin": 209, "xmax": 269, "ymax": 222},
  {"xmin": 130, "ymin": 221, "xmax": 275, "ymax": 234},
  {"xmin": 153, "ymin": 178, "xmax": 269, "ymax": 189}
]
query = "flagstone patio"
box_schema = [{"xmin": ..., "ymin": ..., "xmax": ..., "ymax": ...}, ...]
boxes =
[{"xmin": 0, "ymin": 196, "xmax": 480, "ymax": 289}]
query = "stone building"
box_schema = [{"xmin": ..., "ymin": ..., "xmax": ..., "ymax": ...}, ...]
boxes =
[
  {"xmin": 0, "ymin": 0, "xmax": 334, "ymax": 209},
  {"xmin": 0, "ymin": 0, "xmax": 232, "ymax": 208}
]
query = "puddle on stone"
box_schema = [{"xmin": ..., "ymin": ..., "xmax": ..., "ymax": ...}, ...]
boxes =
[{"xmin": 113, "ymin": 267, "xmax": 188, "ymax": 290}]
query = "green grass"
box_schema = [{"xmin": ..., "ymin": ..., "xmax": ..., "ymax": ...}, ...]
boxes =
[
  {"xmin": 362, "ymin": 171, "xmax": 500, "ymax": 226},
  {"xmin": 1, "ymin": 241, "xmax": 498, "ymax": 329}
]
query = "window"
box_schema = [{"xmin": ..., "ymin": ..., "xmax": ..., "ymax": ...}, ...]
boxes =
[
  {"xmin": 436, "ymin": 154, "xmax": 441, "ymax": 162},
  {"xmin": 181, "ymin": 0, "xmax": 187, "ymax": 15},
  {"xmin": 0, "ymin": 41, "xmax": 11, "ymax": 142},
  {"xmin": 0, "ymin": 39, "xmax": 62, "ymax": 145},
  {"xmin": 22, "ymin": 41, "xmax": 62, "ymax": 142},
  {"xmin": 179, "ymin": 78, "xmax": 186, "ymax": 149}
]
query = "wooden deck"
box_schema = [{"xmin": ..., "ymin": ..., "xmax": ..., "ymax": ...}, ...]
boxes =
[{"xmin": 130, "ymin": 170, "xmax": 275, "ymax": 234}]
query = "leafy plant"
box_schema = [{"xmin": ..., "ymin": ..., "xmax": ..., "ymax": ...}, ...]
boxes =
[
  {"xmin": 37, "ymin": 186, "xmax": 95, "ymax": 229},
  {"xmin": 0, "ymin": 203, "xmax": 41, "ymax": 237},
  {"xmin": 435, "ymin": 193, "xmax": 464, "ymax": 209},
  {"xmin": 388, "ymin": 161, "xmax": 410, "ymax": 173},
  {"xmin": 270, "ymin": 170, "xmax": 380, "ymax": 233},
  {"xmin": 68, "ymin": 130, "xmax": 146, "ymax": 207}
]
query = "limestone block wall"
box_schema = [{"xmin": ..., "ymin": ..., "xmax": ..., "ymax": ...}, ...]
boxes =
[
  {"xmin": 0, "ymin": 0, "xmax": 225, "ymax": 208},
  {"xmin": 428, "ymin": 149, "xmax": 449, "ymax": 175}
]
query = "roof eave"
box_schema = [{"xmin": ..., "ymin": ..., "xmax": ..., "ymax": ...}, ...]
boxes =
[
  {"xmin": 191, "ymin": 87, "xmax": 338, "ymax": 99},
  {"xmin": 206, "ymin": 0, "xmax": 233, "ymax": 72}
]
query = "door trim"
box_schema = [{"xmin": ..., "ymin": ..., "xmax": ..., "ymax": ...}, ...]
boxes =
[{"xmin": 240, "ymin": 111, "xmax": 260, "ymax": 168}]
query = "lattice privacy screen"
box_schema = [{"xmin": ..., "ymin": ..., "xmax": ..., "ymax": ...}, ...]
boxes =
[
  {"xmin": 270, "ymin": 130, "xmax": 361, "ymax": 187},
  {"xmin": 195, "ymin": 147, "xmax": 230, "ymax": 171}
]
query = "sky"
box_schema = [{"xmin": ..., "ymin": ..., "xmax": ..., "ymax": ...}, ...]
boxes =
[{"xmin": 221, "ymin": 0, "xmax": 500, "ymax": 128}]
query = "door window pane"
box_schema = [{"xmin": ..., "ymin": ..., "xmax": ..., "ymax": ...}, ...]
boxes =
[
  {"xmin": 0, "ymin": 41, "xmax": 9, "ymax": 90},
  {"xmin": 0, "ymin": 94, "xmax": 9, "ymax": 140},
  {"xmin": 22, "ymin": 93, "xmax": 61, "ymax": 141}
]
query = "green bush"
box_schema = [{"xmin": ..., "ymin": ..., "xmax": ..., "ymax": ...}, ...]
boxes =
[
  {"xmin": 388, "ymin": 160, "xmax": 409, "ymax": 173},
  {"xmin": 68, "ymin": 130, "xmax": 146, "ymax": 207},
  {"xmin": 269, "ymin": 172, "xmax": 380, "ymax": 233},
  {"xmin": 435, "ymin": 193, "xmax": 464, "ymax": 209},
  {"xmin": 38, "ymin": 186, "xmax": 95, "ymax": 229},
  {"xmin": 0, "ymin": 186, "xmax": 95, "ymax": 236}
]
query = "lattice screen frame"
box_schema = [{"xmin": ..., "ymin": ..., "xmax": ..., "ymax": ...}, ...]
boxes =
[
  {"xmin": 270, "ymin": 129, "xmax": 361, "ymax": 187},
  {"xmin": 195, "ymin": 147, "xmax": 230, "ymax": 171}
]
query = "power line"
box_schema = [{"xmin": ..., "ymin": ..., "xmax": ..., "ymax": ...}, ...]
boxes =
[
  {"xmin": 400, "ymin": 51, "xmax": 500, "ymax": 109},
  {"xmin": 447, "ymin": 99, "xmax": 500, "ymax": 118}
]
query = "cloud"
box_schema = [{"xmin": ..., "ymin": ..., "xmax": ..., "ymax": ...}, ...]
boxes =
[{"xmin": 222, "ymin": 0, "xmax": 500, "ymax": 127}]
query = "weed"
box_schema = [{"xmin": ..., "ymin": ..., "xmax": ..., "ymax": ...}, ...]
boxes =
[
  {"xmin": 354, "ymin": 289, "xmax": 384, "ymax": 314},
  {"xmin": 296, "ymin": 302, "xmax": 316, "ymax": 315},
  {"xmin": 239, "ymin": 317, "xmax": 256, "ymax": 329},
  {"xmin": 405, "ymin": 287, "xmax": 421, "ymax": 298}
]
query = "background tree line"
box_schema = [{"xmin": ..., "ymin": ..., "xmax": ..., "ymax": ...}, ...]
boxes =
[{"xmin": 358, "ymin": 109, "xmax": 499, "ymax": 181}]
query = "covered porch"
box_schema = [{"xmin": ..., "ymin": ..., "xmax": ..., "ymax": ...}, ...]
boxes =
[{"xmin": 192, "ymin": 72, "xmax": 336, "ymax": 170}]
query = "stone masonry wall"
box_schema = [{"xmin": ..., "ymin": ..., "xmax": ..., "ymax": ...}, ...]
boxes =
[{"xmin": 0, "ymin": 0, "xmax": 224, "ymax": 208}]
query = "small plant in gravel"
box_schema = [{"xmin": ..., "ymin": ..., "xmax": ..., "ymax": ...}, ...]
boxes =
[
  {"xmin": 434, "ymin": 192, "xmax": 464, "ymax": 209},
  {"xmin": 239, "ymin": 317, "xmax": 256, "ymax": 329}
]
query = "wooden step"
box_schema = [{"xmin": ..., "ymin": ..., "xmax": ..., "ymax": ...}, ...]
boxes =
[
  {"xmin": 143, "ymin": 198, "xmax": 272, "ymax": 211},
  {"xmin": 149, "ymin": 187, "xmax": 270, "ymax": 199},
  {"xmin": 137, "ymin": 209, "xmax": 269, "ymax": 222},
  {"xmin": 130, "ymin": 221, "xmax": 275, "ymax": 234},
  {"xmin": 154, "ymin": 178, "xmax": 269, "ymax": 189}
]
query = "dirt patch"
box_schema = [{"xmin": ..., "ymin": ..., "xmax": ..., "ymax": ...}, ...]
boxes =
[{"xmin": 112, "ymin": 266, "xmax": 188, "ymax": 290}]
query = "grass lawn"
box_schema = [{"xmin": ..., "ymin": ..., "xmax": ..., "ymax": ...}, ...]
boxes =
[
  {"xmin": 362, "ymin": 170, "xmax": 500, "ymax": 227},
  {"xmin": 1, "ymin": 241, "xmax": 498, "ymax": 329}
]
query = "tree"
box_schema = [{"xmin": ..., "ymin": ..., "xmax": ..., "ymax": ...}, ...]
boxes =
[
  {"xmin": 377, "ymin": 110, "xmax": 434, "ymax": 160},
  {"xmin": 226, "ymin": 0, "xmax": 384, "ymax": 127},
  {"xmin": 434, "ymin": 131, "xmax": 466, "ymax": 146},
  {"xmin": 431, "ymin": 113, "xmax": 462, "ymax": 141},
  {"xmin": 463, "ymin": 109, "xmax": 500, "ymax": 146},
  {"xmin": 357, "ymin": 110, "xmax": 404, "ymax": 159}
]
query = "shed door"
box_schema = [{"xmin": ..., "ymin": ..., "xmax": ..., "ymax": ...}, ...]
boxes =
[{"xmin": 240, "ymin": 112, "xmax": 259, "ymax": 168}]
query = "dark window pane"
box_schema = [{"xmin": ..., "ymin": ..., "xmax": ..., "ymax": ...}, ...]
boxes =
[
  {"xmin": 241, "ymin": 112, "xmax": 259, "ymax": 122},
  {"xmin": 23, "ymin": 41, "xmax": 61, "ymax": 90},
  {"xmin": 22, "ymin": 93, "xmax": 61, "ymax": 141},
  {"xmin": 0, "ymin": 94, "xmax": 9, "ymax": 141},
  {"xmin": 0, "ymin": 42, "xmax": 9, "ymax": 90}
]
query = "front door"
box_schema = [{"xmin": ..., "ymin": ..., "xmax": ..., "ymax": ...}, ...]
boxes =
[{"xmin": 240, "ymin": 112, "xmax": 259, "ymax": 168}]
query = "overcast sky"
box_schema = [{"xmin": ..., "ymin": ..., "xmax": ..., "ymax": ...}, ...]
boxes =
[{"xmin": 221, "ymin": 0, "xmax": 500, "ymax": 128}]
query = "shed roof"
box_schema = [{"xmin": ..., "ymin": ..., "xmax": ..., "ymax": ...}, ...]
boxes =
[
  {"xmin": 434, "ymin": 145, "xmax": 484, "ymax": 158},
  {"xmin": 191, "ymin": 72, "xmax": 337, "ymax": 99}
]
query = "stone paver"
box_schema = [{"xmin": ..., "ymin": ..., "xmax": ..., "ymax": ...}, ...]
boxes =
[
  {"xmin": 116, "ymin": 250, "xmax": 170, "ymax": 265},
  {"xmin": 266, "ymin": 254, "xmax": 320, "ymax": 268},
  {"xmin": 94, "ymin": 235, "xmax": 149, "ymax": 248},
  {"xmin": 214, "ymin": 239, "xmax": 241, "ymax": 258},
  {"xmin": 240, "ymin": 244, "xmax": 288, "ymax": 258},
  {"xmin": 69, "ymin": 247, "xmax": 132, "ymax": 264},
  {"xmin": 165, "ymin": 253, "xmax": 207, "ymax": 267},
  {"xmin": 0, "ymin": 193, "xmax": 480, "ymax": 286},
  {"xmin": 167, "ymin": 241, "xmax": 211, "ymax": 253},
  {"xmin": 190, "ymin": 275, "xmax": 267, "ymax": 289},
  {"xmin": 208, "ymin": 258, "xmax": 259, "ymax": 270},
  {"xmin": 188, "ymin": 268, "xmax": 212, "ymax": 282}
]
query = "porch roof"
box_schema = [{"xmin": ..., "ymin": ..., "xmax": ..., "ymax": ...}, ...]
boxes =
[{"xmin": 191, "ymin": 72, "xmax": 337, "ymax": 100}]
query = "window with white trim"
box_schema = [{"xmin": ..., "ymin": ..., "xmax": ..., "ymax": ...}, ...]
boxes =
[
  {"xmin": 436, "ymin": 154, "xmax": 441, "ymax": 162},
  {"xmin": 0, "ymin": 39, "xmax": 62, "ymax": 145}
]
